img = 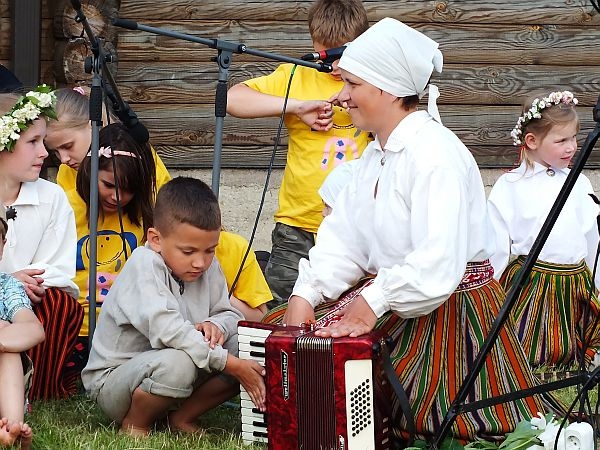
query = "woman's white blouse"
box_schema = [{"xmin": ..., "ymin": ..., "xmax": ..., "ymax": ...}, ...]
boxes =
[
  {"xmin": 488, "ymin": 161, "xmax": 600, "ymax": 286},
  {"xmin": 293, "ymin": 111, "xmax": 494, "ymax": 319}
]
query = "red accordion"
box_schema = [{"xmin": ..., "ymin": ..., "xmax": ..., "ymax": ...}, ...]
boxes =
[{"xmin": 238, "ymin": 321, "xmax": 394, "ymax": 450}]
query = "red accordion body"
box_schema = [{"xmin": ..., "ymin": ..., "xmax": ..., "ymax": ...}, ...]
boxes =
[{"xmin": 238, "ymin": 321, "xmax": 393, "ymax": 450}]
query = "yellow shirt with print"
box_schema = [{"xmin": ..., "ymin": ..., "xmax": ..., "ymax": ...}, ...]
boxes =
[
  {"xmin": 67, "ymin": 190, "xmax": 145, "ymax": 336},
  {"xmin": 216, "ymin": 231, "xmax": 272, "ymax": 308},
  {"xmin": 244, "ymin": 64, "xmax": 371, "ymax": 234}
]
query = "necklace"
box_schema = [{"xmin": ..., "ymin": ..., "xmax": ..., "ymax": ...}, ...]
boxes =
[{"xmin": 546, "ymin": 168, "xmax": 555, "ymax": 177}]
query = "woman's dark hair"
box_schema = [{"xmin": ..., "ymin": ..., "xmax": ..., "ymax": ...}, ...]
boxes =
[{"xmin": 76, "ymin": 123, "xmax": 157, "ymax": 237}]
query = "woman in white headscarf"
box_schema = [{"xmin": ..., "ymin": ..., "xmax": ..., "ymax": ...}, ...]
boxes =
[{"xmin": 263, "ymin": 17, "xmax": 563, "ymax": 444}]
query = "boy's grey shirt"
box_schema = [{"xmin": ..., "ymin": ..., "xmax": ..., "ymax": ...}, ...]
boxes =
[{"xmin": 82, "ymin": 244, "xmax": 243, "ymax": 394}]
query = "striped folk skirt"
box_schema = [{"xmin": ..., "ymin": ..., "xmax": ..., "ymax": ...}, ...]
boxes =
[
  {"xmin": 263, "ymin": 261, "xmax": 564, "ymax": 443},
  {"xmin": 27, "ymin": 287, "xmax": 84, "ymax": 400},
  {"xmin": 500, "ymin": 256, "xmax": 600, "ymax": 368}
]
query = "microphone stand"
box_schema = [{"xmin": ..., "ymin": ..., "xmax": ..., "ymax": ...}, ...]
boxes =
[
  {"xmin": 71, "ymin": 2, "xmax": 149, "ymax": 343},
  {"xmin": 111, "ymin": 18, "xmax": 332, "ymax": 198},
  {"xmin": 71, "ymin": 0, "xmax": 103, "ymax": 346},
  {"xmin": 432, "ymin": 96, "xmax": 600, "ymax": 448}
]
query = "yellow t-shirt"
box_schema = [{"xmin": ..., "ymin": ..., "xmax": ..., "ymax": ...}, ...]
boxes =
[
  {"xmin": 57, "ymin": 146, "xmax": 172, "ymax": 192},
  {"xmin": 216, "ymin": 231, "xmax": 272, "ymax": 308},
  {"xmin": 68, "ymin": 190, "xmax": 145, "ymax": 336},
  {"xmin": 244, "ymin": 64, "xmax": 371, "ymax": 234}
]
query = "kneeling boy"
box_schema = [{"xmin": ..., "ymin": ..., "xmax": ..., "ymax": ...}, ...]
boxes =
[{"xmin": 82, "ymin": 177, "xmax": 265, "ymax": 436}]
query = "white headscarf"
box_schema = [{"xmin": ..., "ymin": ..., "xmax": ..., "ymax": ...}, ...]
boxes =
[
  {"xmin": 338, "ymin": 17, "xmax": 444, "ymax": 123},
  {"xmin": 318, "ymin": 159, "xmax": 360, "ymax": 208}
]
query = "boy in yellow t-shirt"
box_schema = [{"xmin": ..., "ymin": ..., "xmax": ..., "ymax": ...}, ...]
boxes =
[{"xmin": 227, "ymin": 0, "xmax": 371, "ymax": 306}]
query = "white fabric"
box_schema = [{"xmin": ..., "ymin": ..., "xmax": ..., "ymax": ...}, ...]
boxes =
[
  {"xmin": 488, "ymin": 161, "xmax": 600, "ymax": 286},
  {"xmin": 293, "ymin": 111, "xmax": 493, "ymax": 319},
  {"xmin": 0, "ymin": 179, "xmax": 79, "ymax": 298},
  {"xmin": 318, "ymin": 159, "xmax": 361, "ymax": 208},
  {"xmin": 339, "ymin": 17, "xmax": 443, "ymax": 123}
]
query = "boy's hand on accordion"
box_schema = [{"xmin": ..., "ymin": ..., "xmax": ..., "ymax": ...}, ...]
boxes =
[
  {"xmin": 314, "ymin": 295, "xmax": 377, "ymax": 338},
  {"xmin": 225, "ymin": 355, "xmax": 267, "ymax": 412},
  {"xmin": 282, "ymin": 296, "xmax": 315, "ymax": 326}
]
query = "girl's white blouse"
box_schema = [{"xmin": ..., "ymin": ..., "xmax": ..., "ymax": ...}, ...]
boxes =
[{"xmin": 488, "ymin": 161, "xmax": 600, "ymax": 286}]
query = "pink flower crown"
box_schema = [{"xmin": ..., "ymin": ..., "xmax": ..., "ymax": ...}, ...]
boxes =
[
  {"xmin": 510, "ymin": 91, "xmax": 578, "ymax": 146},
  {"xmin": 510, "ymin": 91, "xmax": 579, "ymax": 146}
]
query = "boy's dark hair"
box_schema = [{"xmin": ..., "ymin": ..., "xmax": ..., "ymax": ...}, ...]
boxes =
[
  {"xmin": 76, "ymin": 123, "xmax": 157, "ymax": 237},
  {"xmin": 308, "ymin": 0, "xmax": 369, "ymax": 48},
  {"xmin": 153, "ymin": 177, "xmax": 221, "ymax": 235},
  {"xmin": 0, "ymin": 219, "xmax": 6, "ymax": 241}
]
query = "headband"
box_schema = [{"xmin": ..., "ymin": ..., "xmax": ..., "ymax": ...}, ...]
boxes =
[{"xmin": 87, "ymin": 146, "xmax": 138, "ymax": 159}]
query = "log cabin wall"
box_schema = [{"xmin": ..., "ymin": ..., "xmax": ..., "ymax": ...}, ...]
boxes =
[{"xmin": 3, "ymin": 0, "xmax": 600, "ymax": 168}]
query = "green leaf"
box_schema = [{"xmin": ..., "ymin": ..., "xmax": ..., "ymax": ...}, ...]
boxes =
[{"xmin": 464, "ymin": 439, "xmax": 500, "ymax": 450}]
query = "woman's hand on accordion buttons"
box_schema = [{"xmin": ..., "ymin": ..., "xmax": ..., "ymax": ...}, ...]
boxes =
[
  {"xmin": 315, "ymin": 295, "xmax": 377, "ymax": 338},
  {"xmin": 282, "ymin": 296, "xmax": 315, "ymax": 326}
]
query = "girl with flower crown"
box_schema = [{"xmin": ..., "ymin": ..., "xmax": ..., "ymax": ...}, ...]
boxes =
[
  {"xmin": 0, "ymin": 87, "xmax": 84, "ymax": 402},
  {"xmin": 488, "ymin": 90, "xmax": 600, "ymax": 371}
]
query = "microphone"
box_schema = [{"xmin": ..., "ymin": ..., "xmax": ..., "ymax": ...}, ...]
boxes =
[{"xmin": 301, "ymin": 46, "xmax": 346, "ymax": 64}]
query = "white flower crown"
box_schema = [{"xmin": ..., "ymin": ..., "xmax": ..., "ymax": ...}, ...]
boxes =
[
  {"xmin": 0, "ymin": 84, "xmax": 57, "ymax": 152},
  {"xmin": 510, "ymin": 91, "xmax": 578, "ymax": 146}
]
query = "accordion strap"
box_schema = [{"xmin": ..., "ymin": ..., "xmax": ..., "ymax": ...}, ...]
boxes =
[{"xmin": 382, "ymin": 341, "xmax": 416, "ymax": 445}]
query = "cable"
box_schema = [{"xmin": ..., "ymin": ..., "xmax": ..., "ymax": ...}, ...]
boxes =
[{"xmin": 228, "ymin": 65, "xmax": 297, "ymax": 299}]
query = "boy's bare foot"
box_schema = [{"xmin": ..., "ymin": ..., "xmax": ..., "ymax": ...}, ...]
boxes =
[
  {"xmin": 119, "ymin": 423, "xmax": 151, "ymax": 438},
  {"xmin": 19, "ymin": 423, "xmax": 32, "ymax": 450},
  {"xmin": 0, "ymin": 421, "xmax": 22, "ymax": 447},
  {"xmin": 167, "ymin": 412, "xmax": 202, "ymax": 434}
]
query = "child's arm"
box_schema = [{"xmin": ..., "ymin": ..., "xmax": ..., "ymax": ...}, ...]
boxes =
[
  {"xmin": 0, "ymin": 309, "xmax": 44, "ymax": 352},
  {"xmin": 20, "ymin": 185, "xmax": 79, "ymax": 299},
  {"xmin": 227, "ymin": 83, "xmax": 333, "ymax": 131},
  {"xmin": 229, "ymin": 296, "xmax": 268, "ymax": 322},
  {"xmin": 223, "ymin": 354, "xmax": 266, "ymax": 411}
]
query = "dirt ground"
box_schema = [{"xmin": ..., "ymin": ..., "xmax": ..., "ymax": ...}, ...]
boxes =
[{"xmin": 171, "ymin": 168, "xmax": 600, "ymax": 253}]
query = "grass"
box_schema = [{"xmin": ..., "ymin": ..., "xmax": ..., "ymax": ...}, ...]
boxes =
[
  {"xmin": 25, "ymin": 383, "xmax": 598, "ymax": 449},
  {"xmin": 28, "ymin": 396, "xmax": 262, "ymax": 450}
]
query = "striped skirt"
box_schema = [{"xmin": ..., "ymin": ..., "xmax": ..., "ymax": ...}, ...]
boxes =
[
  {"xmin": 500, "ymin": 257, "xmax": 600, "ymax": 368},
  {"xmin": 264, "ymin": 261, "xmax": 563, "ymax": 443},
  {"xmin": 27, "ymin": 287, "xmax": 84, "ymax": 400}
]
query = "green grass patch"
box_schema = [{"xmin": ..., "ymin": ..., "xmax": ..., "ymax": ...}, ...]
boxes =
[
  {"xmin": 29, "ymin": 396, "xmax": 262, "ymax": 450},
  {"xmin": 25, "ymin": 383, "xmax": 599, "ymax": 449}
]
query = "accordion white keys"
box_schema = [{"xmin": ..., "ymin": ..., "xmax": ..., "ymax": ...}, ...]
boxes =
[{"xmin": 238, "ymin": 320, "xmax": 394, "ymax": 450}]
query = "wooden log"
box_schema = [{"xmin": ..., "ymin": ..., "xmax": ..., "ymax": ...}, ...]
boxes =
[
  {"xmin": 110, "ymin": 20, "xmax": 600, "ymax": 65},
  {"xmin": 110, "ymin": 62, "xmax": 600, "ymax": 107},
  {"xmin": 129, "ymin": 103, "xmax": 598, "ymax": 150},
  {"xmin": 53, "ymin": 37, "xmax": 118, "ymax": 85},
  {"xmin": 53, "ymin": 0, "xmax": 119, "ymax": 42},
  {"xmin": 118, "ymin": 0, "xmax": 600, "ymax": 25},
  {"xmin": 152, "ymin": 143, "xmax": 600, "ymax": 170}
]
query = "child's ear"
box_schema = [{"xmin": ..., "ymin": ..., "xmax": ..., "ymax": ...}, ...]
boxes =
[
  {"xmin": 524, "ymin": 132, "xmax": 538, "ymax": 151},
  {"xmin": 146, "ymin": 227, "xmax": 162, "ymax": 253}
]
